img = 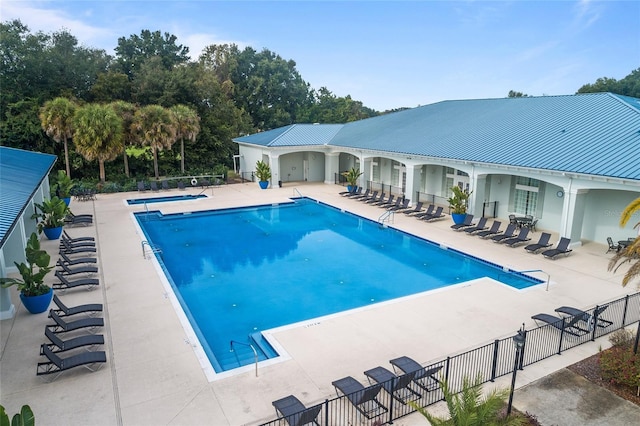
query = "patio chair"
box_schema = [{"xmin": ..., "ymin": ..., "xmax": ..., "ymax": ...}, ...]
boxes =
[
  {"xmin": 359, "ymin": 190, "xmax": 378, "ymax": 203},
  {"xmin": 476, "ymin": 221, "xmax": 502, "ymax": 238},
  {"xmin": 161, "ymin": 180, "xmax": 170, "ymax": 190},
  {"xmin": 555, "ymin": 305, "xmax": 613, "ymax": 329},
  {"xmin": 524, "ymin": 232, "xmax": 552, "ymax": 253},
  {"xmin": 451, "ymin": 214, "xmax": 474, "ymax": 230},
  {"xmin": 403, "ymin": 201, "xmax": 423, "ymax": 215},
  {"xmin": 414, "ymin": 204, "xmax": 435, "ymax": 219},
  {"xmin": 53, "ymin": 271, "xmax": 99, "ymax": 291},
  {"xmin": 509, "ymin": 214, "xmax": 518, "ymax": 226},
  {"xmin": 524, "ymin": 218, "xmax": 538, "ymax": 232},
  {"xmin": 382, "ymin": 196, "xmax": 402, "ymax": 210},
  {"xmin": 62, "ymin": 230, "xmax": 94, "ymax": 243},
  {"xmin": 41, "ymin": 327, "xmax": 104, "ymax": 354},
  {"xmin": 137, "ymin": 181, "xmax": 146, "ymax": 191},
  {"xmin": 606, "ymin": 237, "xmax": 621, "ymax": 254},
  {"xmin": 59, "ymin": 240, "xmax": 96, "ymax": 255},
  {"xmin": 56, "ymin": 260, "xmax": 98, "ymax": 276},
  {"xmin": 364, "ymin": 366, "xmax": 421, "ymax": 404},
  {"xmin": 349, "ymin": 188, "xmax": 369, "ymax": 199},
  {"xmin": 420, "ymin": 206, "xmax": 445, "ymax": 222},
  {"xmin": 47, "ymin": 309, "xmax": 104, "ymax": 334},
  {"xmin": 490, "ymin": 223, "xmax": 517, "ymax": 242},
  {"xmin": 272, "ymin": 395, "xmax": 321, "ymax": 426},
  {"xmin": 501, "ymin": 227, "xmax": 531, "ymax": 247},
  {"xmin": 150, "ymin": 181, "xmax": 159, "ymax": 191},
  {"xmin": 59, "ymin": 236, "xmax": 95, "ymax": 250},
  {"xmin": 177, "ymin": 181, "xmax": 186, "ymax": 190},
  {"xmin": 463, "ymin": 217, "xmax": 488, "ymax": 234},
  {"xmin": 339, "ymin": 186, "xmax": 359, "ymax": 196},
  {"xmin": 366, "ymin": 192, "xmax": 386, "ymax": 204},
  {"xmin": 64, "ymin": 212, "xmax": 93, "ymax": 226},
  {"xmin": 37, "ymin": 342, "xmax": 106, "ymax": 380},
  {"xmin": 389, "ymin": 198, "xmax": 410, "ymax": 212},
  {"xmin": 376, "ymin": 194, "xmax": 395, "ymax": 207},
  {"xmin": 542, "ymin": 237, "xmax": 572, "ymax": 259},
  {"xmin": 58, "ymin": 251, "xmax": 97, "ymax": 266},
  {"xmin": 51, "ymin": 294, "xmax": 102, "ymax": 317},
  {"xmin": 531, "ymin": 312, "xmax": 588, "ymax": 336},
  {"xmin": 331, "ymin": 376, "xmax": 388, "ymax": 419},
  {"xmin": 389, "ymin": 356, "xmax": 443, "ymax": 392}
]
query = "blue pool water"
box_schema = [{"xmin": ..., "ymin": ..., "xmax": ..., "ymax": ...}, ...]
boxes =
[
  {"xmin": 135, "ymin": 198, "xmax": 540, "ymax": 372},
  {"xmin": 127, "ymin": 194, "xmax": 206, "ymax": 205}
]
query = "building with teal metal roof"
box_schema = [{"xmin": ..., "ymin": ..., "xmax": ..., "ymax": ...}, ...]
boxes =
[
  {"xmin": 235, "ymin": 93, "xmax": 640, "ymax": 247},
  {"xmin": 0, "ymin": 146, "xmax": 57, "ymax": 319}
]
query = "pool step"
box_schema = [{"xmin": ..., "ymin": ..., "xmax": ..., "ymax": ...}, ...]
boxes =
[{"xmin": 249, "ymin": 332, "xmax": 278, "ymax": 358}]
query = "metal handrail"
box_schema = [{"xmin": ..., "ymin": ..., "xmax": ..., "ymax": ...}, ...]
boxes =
[
  {"xmin": 378, "ymin": 210, "xmax": 394, "ymax": 225},
  {"xmin": 141, "ymin": 241, "xmax": 162, "ymax": 259},
  {"xmin": 293, "ymin": 188, "xmax": 303, "ymax": 197},
  {"xmin": 502, "ymin": 269, "xmax": 550, "ymax": 291},
  {"xmin": 230, "ymin": 340, "xmax": 259, "ymax": 377}
]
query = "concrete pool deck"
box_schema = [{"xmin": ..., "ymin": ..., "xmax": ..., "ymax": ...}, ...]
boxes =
[{"xmin": 1, "ymin": 182, "xmax": 637, "ymax": 425}]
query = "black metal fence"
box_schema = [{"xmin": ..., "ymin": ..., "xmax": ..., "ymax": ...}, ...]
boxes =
[{"xmin": 259, "ymin": 293, "xmax": 640, "ymax": 426}]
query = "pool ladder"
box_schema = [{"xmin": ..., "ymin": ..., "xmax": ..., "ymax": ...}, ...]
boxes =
[
  {"xmin": 379, "ymin": 210, "xmax": 394, "ymax": 225},
  {"xmin": 141, "ymin": 241, "xmax": 162, "ymax": 259},
  {"xmin": 230, "ymin": 340, "xmax": 258, "ymax": 377}
]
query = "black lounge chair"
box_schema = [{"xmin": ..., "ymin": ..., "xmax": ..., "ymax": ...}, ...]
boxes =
[
  {"xmin": 59, "ymin": 240, "xmax": 96, "ymax": 255},
  {"xmin": 359, "ymin": 190, "xmax": 378, "ymax": 203},
  {"xmin": 490, "ymin": 223, "xmax": 517, "ymax": 242},
  {"xmin": 389, "ymin": 356, "xmax": 443, "ymax": 392},
  {"xmin": 59, "ymin": 237, "xmax": 95, "ymax": 250},
  {"xmin": 501, "ymin": 227, "xmax": 531, "ymax": 247},
  {"xmin": 463, "ymin": 217, "xmax": 488, "ymax": 234},
  {"xmin": 137, "ymin": 181, "xmax": 146, "ymax": 191},
  {"xmin": 420, "ymin": 206, "xmax": 444, "ymax": 222},
  {"xmin": 53, "ymin": 271, "xmax": 99, "ymax": 291},
  {"xmin": 555, "ymin": 305, "xmax": 613, "ymax": 329},
  {"xmin": 272, "ymin": 395, "xmax": 321, "ymax": 426},
  {"xmin": 414, "ymin": 204, "xmax": 435, "ymax": 219},
  {"xmin": 47, "ymin": 309, "xmax": 103, "ymax": 334},
  {"xmin": 41, "ymin": 327, "xmax": 104, "ymax": 354},
  {"xmin": 531, "ymin": 312, "xmax": 588, "ymax": 336},
  {"xmin": 366, "ymin": 192, "xmax": 385, "ymax": 205},
  {"xmin": 161, "ymin": 180, "xmax": 170, "ymax": 190},
  {"xmin": 476, "ymin": 221, "xmax": 502, "ymax": 238},
  {"xmin": 403, "ymin": 201, "xmax": 423, "ymax": 215},
  {"xmin": 150, "ymin": 181, "xmax": 159, "ymax": 191},
  {"xmin": 542, "ymin": 237, "xmax": 572, "ymax": 259},
  {"xmin": 524, "ymin": 232, "xmax": 552, "ymax": 253},
  {"xmin": 339, "ymin": 186, "xmax": 359, "ymax": 196},
  {"xmin": 58, "ymin": 251, "xmax": 97, "ymax": 266},
  {"xmin": 56, "ymin": 261, "xmax": 98, "ymax": 276},
  {"xmin": 51, "ymin": 294, "xmax": 102, "ymax": 317},
  {"xmin": 62, "ymin": 230, "xmax": 94, "ymax": 243},
  {"xmin": 331, "ymin": 376, "xmax": 388, "ymax": 419},
  {"xmin": 375, "ymin": 194, "xmax": 395, "ymax": 207},
  {"xmin": 177, "ymin": 181, "xmax": 186, "ymax": 190},
  {"xmin": 382, "ymin": 197, "xmax": 401, "ymax": 210},
  {"xmin": 364, "ymin": 366, "xmax": 421, "ymax": 404},
  {"xmin": 37, "ymin": 343, "xmax": 106, "ymax": 380},
  {"xmin": 64, "ymin": 213, "xmax": 93, "ymax": 227},
  {"xmin": 451, "ymin": 214, "xmax": 474, "ymax": 230},
  {"xmin": 350, "ymin": 188, "xmax": 370, "ymax": 199},
  {"xmin": 389, "ymin": 198, "xmax": 410, "ymax": 212}
]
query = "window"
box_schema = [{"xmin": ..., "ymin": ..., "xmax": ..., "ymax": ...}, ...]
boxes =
[{"xmin": 512, "ymin": 177, "xmax": 544, "ymax": 216}]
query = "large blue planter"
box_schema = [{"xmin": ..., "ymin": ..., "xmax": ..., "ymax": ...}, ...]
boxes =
[
  {"xmin": 451, "ymin": 213, "xmax": 467, "ymax": 225},
  {"xmin": 43, "ymin": 226, "xmax": 63, "ymax": 240},
  {"xmin": 62, "ymin": 197, "xmax": 71, "ymax": 206},
  {"xmin": 258, "ymin": 181, "xmax": 269, "ymax": 189},
  {"xmin": 20, "ymin": 288, "xmax": 53, "ymax": 314}
]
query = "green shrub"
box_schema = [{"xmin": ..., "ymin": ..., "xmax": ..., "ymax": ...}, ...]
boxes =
[
  {"xmin": 608, "ymin": 328, "xmax": 634, "ymax": 349},
  {"xmin": 599, "ymin": 346, "xmax": 640, "ymax": 389}
]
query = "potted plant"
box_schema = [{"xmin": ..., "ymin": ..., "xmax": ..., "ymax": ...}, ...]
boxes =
[
  {"xmin": 447, "ymin": 186, "xmax": 472, "ymax": 225},
  {"xmin": 0, "ymin": 232, "xmax": 54, "ymax": 314},
  {"xmin": 32, "ymin": 196, "xmax": 70, "ymax": 240},
  {"xmin": 341, "ymin": 167, "xmax": 363, "ymax": 192},
  {"xmin": 255, "ymin": 160, "xmax": 272, "ymax": 189},
  {"xmin": 53, "ymin": 170, "xmax": 75, "ymax": 206}
]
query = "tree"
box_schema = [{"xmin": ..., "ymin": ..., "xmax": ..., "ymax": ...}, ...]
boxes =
[
  {"xmin": 39, "ymin": 97, "xmax": 77, "ymax": 176},
  {"xmin": 170, "ymin": 104, "xmax": 200, "ymax": 173},
  {"xmin": 90, "ymin": 71, "xmax": 131, "ymax": 102},
  {"xmin": 507, "ymin": 91, "xmax": 528, "ymax": 98},
  {"xmin": 577, "ymin": 68, "xmax": 640, "ymax": 98},
  {"xmin": 73, "ymin": 103, "xmax": 123, "ymax": 183},
  {"xmin": 108, "ymin": 100, "xmax": 137, "ymax": 177},
  {"xmin": 608, "ymin": 197, "xmax": 640, "ymax": 288},
  {"xmin": 132, "ymin": 104, "xmax": 176, "ymax": 179},
  {"xmin": 411, "ymin": 374, "xmax": 525, "ymax": 425}
]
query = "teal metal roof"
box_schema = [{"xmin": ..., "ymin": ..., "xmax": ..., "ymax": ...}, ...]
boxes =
[
  {"xmin": 234, "ymin": 124, "xmax": 343, "ymax": 147},
  {"xmin": 0, "ymin": 147, "xmax": 57, "ymax": 247},
  {"xmin": 236, "ymin": 93, "xmax": 640, "ymax": 181}
]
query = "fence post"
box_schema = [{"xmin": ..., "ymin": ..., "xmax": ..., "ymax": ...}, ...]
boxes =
[
  {"xmin": 622, "ymin": 295, "xmax": 629, "ymax": 326},
  {"xmin": 518, "ymin": 330, "xmax": 527, "ymax": 370},
  {"xmin": 490, "ymin": 339, "xmax": 500, "ymax": 381},
  {"xmin": 557, "ymin": 323, "xmax": 565, "ymax": 355}
]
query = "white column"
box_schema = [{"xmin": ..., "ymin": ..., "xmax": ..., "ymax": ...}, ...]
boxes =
[{"xmin": 324, "ymin": 152, "xmax": 340, "ymax": 185}]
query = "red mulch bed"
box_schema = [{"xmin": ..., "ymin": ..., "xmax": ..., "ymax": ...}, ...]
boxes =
[{"xmin": 567, "ymin": 350, "xmax": 640, "ymax": 406}]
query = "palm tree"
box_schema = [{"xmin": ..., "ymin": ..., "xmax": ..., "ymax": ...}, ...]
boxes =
[
  {"xmin": 109, "ymin": 100, "xmax": 137, "ymax": 177},
  {"xmin": 39, "ymin": 97, "xmax": 77, "ymax": 177},
  {"xmin": 72, "ymin": 103, "xmax": 123, "ymax": 183},
  {"xmin": 171, "ymin": 104, "xmax": 200, "ymax": 173},
  {"xmin": 411, "ymin": 374, "xmax": 525, "ymax": 426},
  {"xmin": 608, "ymin": 197, "xmax": 640, "ymax": 287},
  {"xmin": 132, "ymin": 105, "xmax": 177, "ymax": 180}
]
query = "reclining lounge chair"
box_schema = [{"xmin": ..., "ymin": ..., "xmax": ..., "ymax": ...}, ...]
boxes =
[
  {"xmin": 272, "ymin": 395, "xmax": 322, "ymax": 426},
  {"xmin": 56, "ymin": 261, "xmax": 98, "ymax": 276},
  {"xmin": 350, "ymin": 188, "xmax": 370, "ymax": 200},
  {"xmin": 62, "ymin": 230, "xmax": 94, "ymax": 243},
  {"xmin": 501, "ymin": 227, "xmax": 531, "ymax": 247},
  {"xmin": 59, "ymin": 240, "xmax": 96, "ymax": 255},
  {"xmin": 331, "ymin": 376, "xmax": 388, "ymax": 419},
  {"xmin": 364, "ymin": 366, "xmax": 421, "ymax": 404},
  {"xmin": 389, "ymin": 356, "xmax": 443, "ymax": 392},
  {"xmin": 53, "ymin": 271, "xmax": 99, "ymax": 291},
  {"xmin": 476, "ymin": 221, "xmax": 502, "ymax": 238},
  {"xmin": 403, "ymin": 201, "xmax": 424, "ymax": 215},
  {"xmin": 555, "ymin": 305, "xmax": 613, "ymax": 329},
  {"xmin": 531, "ymin": 312, "xmax": 588, "ymax": 336},
  {"xmin": 41, "ymin": 327, "xmax": 104, "ymax": 354},
  {"xmin": 389, "ymin": 198, "xmax": 410, "ymax": 212},
  {"xmin": 37, "ymin": 343, "xmax": 106, "ymax": 381},
  {"xmin": 450, "ymin": 214, "xmax": 474, "ymax": 231},
  {"xmin": 51, "ymin": 294, "xmax": 102, "ymax": 317},
  {"xmin": 58, "ymin": 251, "xmax": 97, "ymax": 266},
  {"xmin": 420, "ymin": 206, "xmax": 444, "ymax": 222},
  {"xmin": 463, "ymin": 217, "xmax": 488, "ymax": 234},
  {"xmin": 47, "ymin": 309, "xmax": 104, "ymax": 334},
  {"xmin": 542, "ymin": 237, "xmax": 572, "ymax": 259},
  {"xmin": 490, "ymin": 223, "xmax": 517, "ymax": 242},
  {"xmin": 414, "ymin": 204, "xmax": 435, "ymax": 219},
  {"xmin": 524, "ymin": 232, "xmax": 552, "ymax": 254}
]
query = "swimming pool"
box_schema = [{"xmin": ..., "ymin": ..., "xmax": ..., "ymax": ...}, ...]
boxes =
[
  {"xmin": 127, "ymin": 194, "xmax": 207, "ymax": 205},
  {"xmin": 135, "ymin": 198, "xmax": 540, "ymax": 373}
]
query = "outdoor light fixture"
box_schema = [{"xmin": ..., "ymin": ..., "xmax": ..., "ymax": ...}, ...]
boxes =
[{"xmin": 507, "ymin": 324, "xmax": 526, "ymax": 415}]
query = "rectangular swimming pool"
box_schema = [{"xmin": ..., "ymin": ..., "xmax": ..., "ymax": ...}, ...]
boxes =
[{"xmin": 135, "ymin": 198, "xmax": 540, "ymax": 373}]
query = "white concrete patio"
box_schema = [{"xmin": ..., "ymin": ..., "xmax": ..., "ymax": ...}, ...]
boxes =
[{"xmin": 1, "ymin": 182, "xmax": 637, "ymax": 425}]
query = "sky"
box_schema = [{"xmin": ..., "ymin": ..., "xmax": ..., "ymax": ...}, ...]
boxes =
[{"xmin": 2, "ymin": 1, "xmax": 639, "ymax": 111}]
